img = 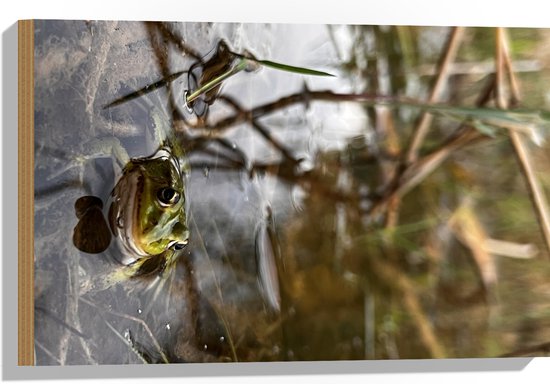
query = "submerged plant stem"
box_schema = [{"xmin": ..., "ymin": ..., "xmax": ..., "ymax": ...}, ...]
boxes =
[{"xmin": 369, "ymin": 256, "xmax": 446, "ymax": 358}]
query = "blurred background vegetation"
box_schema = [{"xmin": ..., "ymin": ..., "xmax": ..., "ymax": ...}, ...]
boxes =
[{"xmin": 268, "ymin": 25, "xmax": 550, "ymax": 360}]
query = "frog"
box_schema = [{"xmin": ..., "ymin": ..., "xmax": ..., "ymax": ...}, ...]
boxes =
[
  {"xmin": 106, "ymin": 141, "xmax": 189, "ymax": 276},
  {"xmin": 72, "ymin": 102, "xmax": 190, "ymax": 285}
]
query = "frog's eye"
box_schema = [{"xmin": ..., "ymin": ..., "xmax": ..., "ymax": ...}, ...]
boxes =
[
  {"xmin": 168, "ymin": 239, "xmax": 188, "ymax": 251},
  {"xmin": 157, "ymin": 187, "xmax": 181, "ymax": 206}
]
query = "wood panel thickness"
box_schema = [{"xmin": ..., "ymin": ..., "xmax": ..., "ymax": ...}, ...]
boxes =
[{"xmin": 18, "ymin": 19, "xmax": 34, "ymax": 366}]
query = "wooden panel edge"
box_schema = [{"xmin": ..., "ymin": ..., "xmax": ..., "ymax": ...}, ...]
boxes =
[{"xmin": 18, "ymin": 19, "xmax": 35, "ymax": 366}]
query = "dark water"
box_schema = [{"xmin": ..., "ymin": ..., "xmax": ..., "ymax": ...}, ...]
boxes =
[{"xmin": 34, "ymin": 21, "xmax": 550, "ymax": 364}]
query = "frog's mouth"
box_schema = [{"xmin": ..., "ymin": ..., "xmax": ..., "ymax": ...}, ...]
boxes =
[{"xmin": 108, "ymin": 169, "xmax": 149, "ymax": 265}]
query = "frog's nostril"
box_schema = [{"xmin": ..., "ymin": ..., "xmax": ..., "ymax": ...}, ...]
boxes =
[{"xmin": 171, "ymin": 239, "xmax": 189, "ymax": 251}]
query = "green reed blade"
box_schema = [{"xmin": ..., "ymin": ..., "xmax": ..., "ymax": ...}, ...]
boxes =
[
  {"xmin": 229, "ymin": 50, "xmax": 335, "ymax": 77},
  {"xmin": 253, "ymin": 59, "xmax": 335, "ymax": 77}
]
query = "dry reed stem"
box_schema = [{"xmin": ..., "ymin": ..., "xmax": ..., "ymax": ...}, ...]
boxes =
[
  {"xmin": 448, "ymin": 199, "xmax": 498, "ymax": 291},
  {"xmin": 496, "ymin": 28, "xmax": 550, "ymax": 258},
  {"xmin": 405, "ymin": 27, "xmax": 465, "ymax": 164},
  {"xmin": 495, "ymin": 28, "xmax": 508, "ymax": 109},
  {"xmin": 368, "ymin": 127, "xmax": 483, "ymax": 219},
  {"xmin": 509, "ymin": 132, "xmax": 550, "ymax": 258},
  {"xmin": 482, "ymin": 239, "xmax": 538, "ymax": 259},
  {"xmin": 378, "ymin": 104, "xmax": 402, "ymax": 230}
]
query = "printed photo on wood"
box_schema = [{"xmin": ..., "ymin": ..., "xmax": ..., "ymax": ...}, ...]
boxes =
[{"xmin": 22, "ymin": 19, "xmax": 550, "ymax": 365}]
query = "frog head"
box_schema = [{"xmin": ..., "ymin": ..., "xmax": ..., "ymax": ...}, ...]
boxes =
[{"xmin": 108, "ymin": 146, "xmax": 189, "ymax": 265}]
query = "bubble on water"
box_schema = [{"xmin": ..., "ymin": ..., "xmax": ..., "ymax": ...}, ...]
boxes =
[
  {"xmin": 137, "ymin": 308, "xmax": 142, "ymax": 314},
  {"xmin": 165, "ymin": 323, "xmax": 171, "ymax": 330}
]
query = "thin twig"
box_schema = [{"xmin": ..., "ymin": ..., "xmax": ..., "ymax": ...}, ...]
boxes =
[
  {"xmin": 201, "ymin": 89, "xmax": 522, "ymax": 137},
  {"xmin": 219, "ymin": 95, "xmax": 300, "ymax": 163},
  {"xmin": 200, "ymin": 90, "xmax": 408, "ymax": 132},
  {"xmin": 151, "ymin": 22, "xmax": 202, "ymax": 61},
  {"xmin": 144, "ymin": 22, "xmax": 182, "ymax": 124}
]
